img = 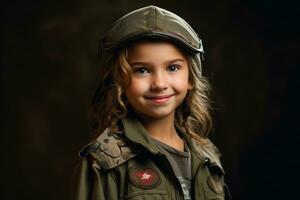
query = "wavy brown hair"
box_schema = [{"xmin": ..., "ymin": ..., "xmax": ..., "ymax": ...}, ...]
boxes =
[{"xmin": 90, "ymin": 45, "xmax": 212, "ymax": 143}]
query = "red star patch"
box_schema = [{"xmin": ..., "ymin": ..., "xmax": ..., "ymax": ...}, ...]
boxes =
[{"xmin": 129, "ymin": 168, "xmax": 161, "ymax": 189}]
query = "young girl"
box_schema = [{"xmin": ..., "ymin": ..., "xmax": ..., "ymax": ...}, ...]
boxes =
[{"xmin": 73, "ymin": 5, "xmax": 230, "ymax": 200}]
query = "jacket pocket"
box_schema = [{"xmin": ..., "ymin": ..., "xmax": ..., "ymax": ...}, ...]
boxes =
[
  {"xmin": 204, "ymin": 164, "xmax": 226, "ymax": 200},
  {"xmin": 125, "ymin": 190, "xmax": 168, "ymax": 200}
]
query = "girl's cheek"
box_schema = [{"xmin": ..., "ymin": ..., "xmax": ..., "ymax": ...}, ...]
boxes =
[
  {"xmin": 127, "ymin": 78, "xmax": 148, "ymax": 94},
  {"xmin": 172, "ymin": 75, "xmax": 190, "ymax": 89}
]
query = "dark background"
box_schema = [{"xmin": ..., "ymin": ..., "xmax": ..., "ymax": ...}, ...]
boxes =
[{"xmin": 2, "ymin": 0, "xmax": 299, "ymax": 199}]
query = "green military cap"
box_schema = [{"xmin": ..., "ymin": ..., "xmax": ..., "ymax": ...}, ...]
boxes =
[{"xmin": 99, "ymin": 5, "xmax": 204, "ymax": 57}]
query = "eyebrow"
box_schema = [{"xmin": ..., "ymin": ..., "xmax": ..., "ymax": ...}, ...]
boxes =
[{"xmin": 129, "ymin": 58, "xmax": 185, "ymax": 66}]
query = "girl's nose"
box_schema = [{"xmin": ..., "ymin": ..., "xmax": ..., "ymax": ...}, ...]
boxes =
[{"xmin": 150, "ymin": 72, "xmax": 168, "ymax": 90}]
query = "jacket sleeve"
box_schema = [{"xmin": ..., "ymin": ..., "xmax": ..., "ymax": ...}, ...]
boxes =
[{"xmin": 71, "ymin": 158, "xmax": 118, "ymax": 200}]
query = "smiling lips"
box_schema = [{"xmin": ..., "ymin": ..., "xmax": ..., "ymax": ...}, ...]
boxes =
[{"xmin": 145, "ymin": 95, "xmax": 174, "ymax": 104}]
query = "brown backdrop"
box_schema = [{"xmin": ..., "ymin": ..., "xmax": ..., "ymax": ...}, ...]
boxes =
[{"xmin": 2, "ymin": 0, "xmax": 299, "ymax": 199}]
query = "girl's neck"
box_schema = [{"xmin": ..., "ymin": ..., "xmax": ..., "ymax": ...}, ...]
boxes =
[{"xmin": 136, "ymin": 111, "xmax": 184, "ymax": 151}]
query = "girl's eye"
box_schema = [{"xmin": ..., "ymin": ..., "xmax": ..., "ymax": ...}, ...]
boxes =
[
  {"xmin": 133, "ymin": 67, "xmax": 150, "ymax": 75},
  {"xmin": 167, "ymin": 64, "xmax": 180, "ymax": 72}
]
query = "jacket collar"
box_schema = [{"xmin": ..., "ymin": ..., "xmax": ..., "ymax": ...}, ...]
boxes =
[
  {"xmin": 121, "ymin": 113, "xmax": 224, "ymax": 174},
  {"xmin": 181, "ymin": 130, "xmax": 225, "ymax": 175},
  {"xmin": 121, "ymin": 112, "xmax": 161, "ymax": 155}
]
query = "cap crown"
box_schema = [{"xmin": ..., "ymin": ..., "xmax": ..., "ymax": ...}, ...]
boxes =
[{"xmin": 101, "ymin": 5, "xmax": 203, "ymax": 54}]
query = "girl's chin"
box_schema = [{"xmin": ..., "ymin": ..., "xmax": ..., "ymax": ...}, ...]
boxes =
[{"xmin": 134, "ymin": 109, "xmax": 175, "ymax": 121}]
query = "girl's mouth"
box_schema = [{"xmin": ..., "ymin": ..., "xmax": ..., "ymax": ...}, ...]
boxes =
[{"xmin": 145, "ymin": 95, "xmax": 174, "ymax": 104}]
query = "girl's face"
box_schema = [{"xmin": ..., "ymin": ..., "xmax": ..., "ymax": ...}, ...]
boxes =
[{"xmin": 125, "ymin": 41, "xmax": 192, "ymax": 120}]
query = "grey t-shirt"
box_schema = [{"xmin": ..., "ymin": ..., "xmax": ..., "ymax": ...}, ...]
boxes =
[{"xmin": 151, "ymin": 137, "xmax": 192, "ymax": 200}]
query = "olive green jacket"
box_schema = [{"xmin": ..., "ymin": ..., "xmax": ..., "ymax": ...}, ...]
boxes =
[{"xmin": 72, "ymin": 114, "xmax": 230, "ymax": 200}]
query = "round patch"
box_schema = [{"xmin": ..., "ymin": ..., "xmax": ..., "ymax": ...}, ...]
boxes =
[
  {"xmin": 129, "ymin": 168, "xmax": 161, "ymax": 189},
  {"xmin": 207, "ymin": 175, "xmax": 223, "ymax": 194}
]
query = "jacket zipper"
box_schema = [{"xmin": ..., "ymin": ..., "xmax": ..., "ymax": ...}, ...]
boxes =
[{"xmin": 157, "ymin": 152, "xmax": 185, "ymax": 200}]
